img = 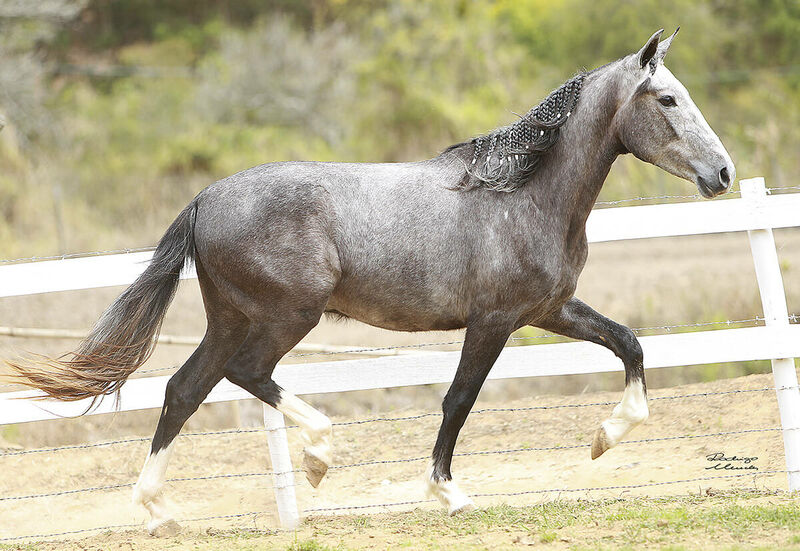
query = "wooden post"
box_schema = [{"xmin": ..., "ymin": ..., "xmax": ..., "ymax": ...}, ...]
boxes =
[
  {"xmin": 741, "ymin": 177, "xmax": 800, "ymax": 491},
  {"xmin": 263, "ymin": 404, "xmax": 300, "ymax": 529}
]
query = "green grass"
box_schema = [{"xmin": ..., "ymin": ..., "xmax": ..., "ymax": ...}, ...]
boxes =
[
  {"xmin": 7, "ymin": 491, "xmax": 800, "ymax": 550},
  {"xmin": 318, "ymin": 492, "xmax": 800, "ymax": 549},
  {"xmin": 539, "ymin": 529, "xmax": 558, "ymax": 543},
  {"xmin": 287, "ymin": 540, "xmax": 341, "ymax": 551}
]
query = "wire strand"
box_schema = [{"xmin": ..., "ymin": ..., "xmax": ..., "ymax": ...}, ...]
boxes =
[
  {"xmin": 1, "ymin": 464, "xmax": 790, "ymax": 543},
  {"xmin": 303, "ymin": 469, "xmax": 796, "ymax": 514},
  {"xmin": 2, "ymin": 185, "xmax": 797, "ymax": 266},
  {"xmin": 0, "ymin": 509, "xmax": 279, "ymax": 543},
  {"xmin": 4, "ymin": 386, "xmax": 797, "ymax": 458},
  {"xmin": 0, "ymin": 246, "xmax": 156, "ymax": 265},
  {"xmin": 1, "ymin": 468, "xmax": 792, "ymax": 542},
  {"xmin": 0, "ymin": 471, "xmax": 275, "ymax": 503},
  {"xmin": 3, "ymin": 425, "xmax": 789, "ymax": 503}
]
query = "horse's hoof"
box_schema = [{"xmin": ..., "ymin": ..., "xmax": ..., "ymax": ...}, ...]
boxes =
[
  {"xmin": 591, "ymin": 426, "xmax": 611, "ymax": 460},
  {"xmin": 449, "ymin": 500, "xmax": 475, "ymax": 516},
  {"xmin": 149, "ymin": 519, "xmax": 181, "ymax": 537},
  {"xmin": 303, "ymin": 449, "xmax": 329, "ymax": 488}
]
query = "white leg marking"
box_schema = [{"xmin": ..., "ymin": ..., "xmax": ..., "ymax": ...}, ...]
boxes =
[
  {"xmin": 424, "ymin": 464, "xmax": 475, "ymax": 516},
  {"xmin": 132, "ymin": 443, "xmax": 179, "ymax": 535},
  {"xmin": 275, "ymin": 391, "xmax": 332, "ymax": 487},
  {"xmin": 592, "ymin": 380, "xmax": 649, "ymax": 459}
]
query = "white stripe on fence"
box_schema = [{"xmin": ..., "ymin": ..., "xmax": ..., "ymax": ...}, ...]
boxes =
[
  {"xmin": 2, "ymin": 181, "xmax": 800, "ymax": 298},
  {"xmin": 2, "ymin": 324, "xmax": 799, "ymax": 424},
  {"xmin": 0, "ymin": 177, "xmax": 798, "ymax": 530}
]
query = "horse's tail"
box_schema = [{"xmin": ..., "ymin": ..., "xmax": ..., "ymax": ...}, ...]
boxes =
[{"xmin": 6, "ymin": 200, "xmax": 197, "ymax": 403}]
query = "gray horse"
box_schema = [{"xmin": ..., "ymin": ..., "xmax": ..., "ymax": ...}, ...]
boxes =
[{"xmin": 10, "ymin": 29, "xmax": 734, "ymax": 533}]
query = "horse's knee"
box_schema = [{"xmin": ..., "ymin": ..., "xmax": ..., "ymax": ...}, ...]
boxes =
[{"xmin": 442, "ymin": 390, "xmax": 473, "ymax": 421}]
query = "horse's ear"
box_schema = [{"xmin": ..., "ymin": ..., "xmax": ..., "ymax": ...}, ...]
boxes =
[
  {"xmin": 656, "ymin": 27, "xmax": 679, "ymax": 63},
  {"xmin": 637, "ymin": 29, "xmax": 664, "ymax": 70}
]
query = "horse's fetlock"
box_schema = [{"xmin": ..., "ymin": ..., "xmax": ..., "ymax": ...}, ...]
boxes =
[
  {"xmin": 316, "ymin": 414, "xmax": 333, "ymax": 437},
  {"xmin": 132, "ymin": 479, "xmax": 158, "ymax": 506},
  {"xmin": 630, "ymin": 404, "xmax": 649, "ymax": 424},
  {"xmin": 302, "ymin": 412, "xmax": 331, "ymax": 449}
]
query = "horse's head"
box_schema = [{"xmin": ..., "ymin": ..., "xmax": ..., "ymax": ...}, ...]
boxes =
[{"xmin": 612, "ymin": 29, "xmax": 735, "ymax": 198}]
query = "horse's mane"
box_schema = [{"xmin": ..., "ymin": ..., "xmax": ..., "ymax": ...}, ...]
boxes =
[{"xmin": 445, "ymin": 73, "xmax": 585, "ymax": 192}]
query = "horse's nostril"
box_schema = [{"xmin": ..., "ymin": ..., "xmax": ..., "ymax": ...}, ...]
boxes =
[{"xmin": 719, "ymin": 166, "xmax": 730, "ymax": 187}]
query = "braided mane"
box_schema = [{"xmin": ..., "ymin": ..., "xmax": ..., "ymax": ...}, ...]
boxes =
[{"xmin": 448, "ymin": 73, "xmax": 585, "ymax": 192}]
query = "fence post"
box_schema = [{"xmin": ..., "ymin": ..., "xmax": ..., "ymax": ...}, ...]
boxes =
[
  {"xmin": 263, "ymin": 404, "xmax": 300, "ymax": 529},
  {"xmin": 741, "ymin": 177, "xmax": 800, "ymax": 491}
]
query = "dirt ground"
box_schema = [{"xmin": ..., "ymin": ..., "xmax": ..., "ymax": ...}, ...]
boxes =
[
  {"xmin": 0, "ymin": 231, "xmax": 799, "ymax": 547},
  {"xmin": 0, "ymin": 372, "xmax": 793, "ymax": 547},
  {"xmin": 8, "ymin": 492, "xmax": 800, "ymax": 550}
]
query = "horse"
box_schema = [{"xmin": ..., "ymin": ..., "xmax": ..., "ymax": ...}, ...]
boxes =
[{"xmin": 8, "ymin": 29, "xmax": 734, "ymax": 534}]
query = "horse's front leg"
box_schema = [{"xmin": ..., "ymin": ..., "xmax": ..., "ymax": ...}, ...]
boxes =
[
  {"xmin": 427, "ymin": 314, "xmax": 513, "ymax": 515},
  {"xmin": 537, "ymin": 297, "xmax": 648, "ymax": 459}
]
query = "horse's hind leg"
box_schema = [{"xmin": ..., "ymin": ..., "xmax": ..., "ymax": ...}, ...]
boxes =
[
  {"xmin": 132, "ymin": 325, "xmax": 246, "ymax": 534},
  {"xmin": 537, "ymin": 297, "xmax": 648, "ymax": 459},
  {"xmin": 133, "ymin": 270, "xmax": 249, "ymax": 535},
  {"xmin": 222, "ymin": 309, "xmax": 333, "ymax": 488}
]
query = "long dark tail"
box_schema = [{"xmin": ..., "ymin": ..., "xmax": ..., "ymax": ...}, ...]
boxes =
[{"xmin": 6, "ymin": 200, "xmax": 197, "ymax": 402}]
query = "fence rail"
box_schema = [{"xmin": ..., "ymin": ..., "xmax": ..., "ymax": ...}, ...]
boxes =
[
  {"xmin": 2, "ymin": 183, "xmax": 799, "ymax": 298},
  {"xmin": 0, "ymin": 325, "xmax": 430, "ymax": 358},
  {"xmin": 2, "ymin": 324, "xmax": 799, "ymax": 425},
  {"xmin": 0, "ymin": 177, "xmax": 798, "ymax": 537}
]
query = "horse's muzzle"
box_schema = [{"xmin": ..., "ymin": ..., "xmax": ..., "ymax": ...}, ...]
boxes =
[{"xmin": 697, "ymin": 162, "xmax": 735, "ymax": 198}]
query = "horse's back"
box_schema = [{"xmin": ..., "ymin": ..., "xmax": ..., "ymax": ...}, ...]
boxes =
[{"xmin": 192, "ymin": 159, "xmax": 450, "ymax": 247}]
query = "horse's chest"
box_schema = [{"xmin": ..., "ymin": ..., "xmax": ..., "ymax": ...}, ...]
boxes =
[
  {"xmin": 496, "ymin": 238, "xmax": 587, "ymax": 312},
  {"xmin": 524, "ymin": 262, "xmax": 580, "ymax": 305}
]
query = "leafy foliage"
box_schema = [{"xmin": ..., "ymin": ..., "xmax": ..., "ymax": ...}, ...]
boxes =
[
  {"xmin": 196, "ymin": 17, "xmax": 360, "ymax": 145},
  {"xmin": 0, "ymin": 0, "xmax": 798, "ymax": 256}
]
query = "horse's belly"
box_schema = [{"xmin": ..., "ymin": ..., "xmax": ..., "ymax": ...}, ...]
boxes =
[{"xmin": 326, "ymin": 278, "xmax": 467, "ymax": 332}]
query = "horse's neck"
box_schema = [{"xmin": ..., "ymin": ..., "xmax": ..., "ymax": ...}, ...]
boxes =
[{"xmin": 527, "ymin": 71, "xmax": 621, "ymax": 238}]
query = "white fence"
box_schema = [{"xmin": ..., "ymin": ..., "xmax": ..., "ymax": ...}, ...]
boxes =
[{"xmin": 1, "ymin": 177, "xmax": 799, "ymax": 533}]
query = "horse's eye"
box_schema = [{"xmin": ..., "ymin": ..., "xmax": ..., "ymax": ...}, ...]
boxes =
[{"xmin": 658, "ymin": 95, "xmax": 677, "ymax": 107}]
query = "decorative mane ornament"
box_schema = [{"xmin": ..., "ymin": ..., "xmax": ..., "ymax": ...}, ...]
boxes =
[{"xmin": 457, "ymin": 73, "xmax": 584, "ymax": 192}]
